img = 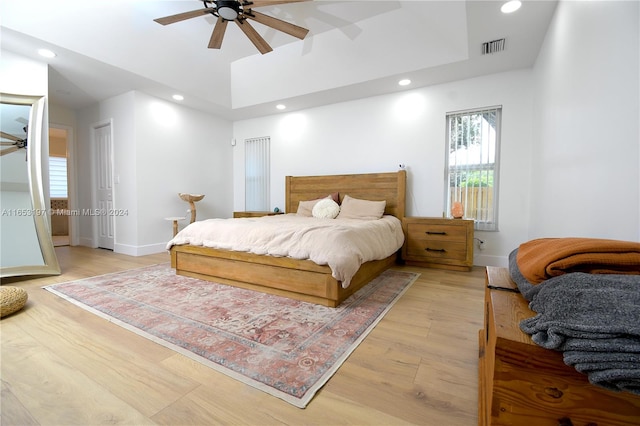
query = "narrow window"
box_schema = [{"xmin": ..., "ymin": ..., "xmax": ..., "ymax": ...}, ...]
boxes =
[
  {"xmin": 245, "ymin": 136, "xmax": 270, "ymax": 211},
  {"xmin": 49, "ymin": 156, "xmax": 68, "ymax": 198},
  {"xmin": 445, "ymin": 107, "xmax": 501, "ymax": 231}
]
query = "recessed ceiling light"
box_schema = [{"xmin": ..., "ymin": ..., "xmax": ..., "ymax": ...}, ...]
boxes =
[
  {"xmin": 172, "ymin": 94, "xmax": 184, "ymax": 101},
  {"xmin": 276, "ymin": 104, "xmax": 286, "ymax": 110},
  {"xmin": 38, "ymin": 48, "xmax": 56, "ymax": 58},
  {"xmin": 398, "ymin": 79, "xmax": 411, "ymax": 86},
  {"xmin": 501, "ymin": 0, "xmax": 521, "ymax": 14}
]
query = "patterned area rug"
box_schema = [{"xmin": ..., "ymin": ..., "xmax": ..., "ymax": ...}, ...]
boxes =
[{"xmin": 44, "ymin": 264, "xmax": 418, "ymax": 408}]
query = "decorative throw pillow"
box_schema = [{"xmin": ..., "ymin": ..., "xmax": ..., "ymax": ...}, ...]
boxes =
[
  {"xmin": 312, "ymin": 198, "xmax": 340, "ymax": 219},
  {"xmin": 336, "ymin": 195, "xmax": 386, "ymax": 220},
  {"xmin": 296, "ymin": 194, "xmax": 337, "ymax": 216}
]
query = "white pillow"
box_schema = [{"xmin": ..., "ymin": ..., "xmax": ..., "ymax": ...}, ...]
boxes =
[{"xmin": 312, "ymin": 198, "xmax": 340, "ymax": 219}]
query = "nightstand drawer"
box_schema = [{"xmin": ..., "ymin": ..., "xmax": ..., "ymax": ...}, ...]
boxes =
[
  {"xmin": 405, "ymin": 239, "xmax": 468, "ymax": 261},
  {"xmin": 406, "ymin": 223, "xmax": 468, "ymax": 243}
]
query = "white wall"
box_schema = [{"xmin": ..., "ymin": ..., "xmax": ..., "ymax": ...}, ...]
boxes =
[
  {"xmin": 74, "ymin": 91, "xmax": 234, "ymax": 255},
  {"xmin": 133, "ymin": 91, "xmax": 233, "ymax": 252},
  {"xmin": 74, "ymin": 102, "xmax": 101, "ymax": 247},
  {"xmin": 233, "ymin": 69, "xmax": 535, "ymax": 266},
  {"xmin": 530, "ymin": 0, "xmax": 640, "ymax": 241}
]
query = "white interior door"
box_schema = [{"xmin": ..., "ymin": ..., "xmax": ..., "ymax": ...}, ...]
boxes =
[{"xmin": 95, "ymin": 123, "xmax": 114, "ymax": 250}]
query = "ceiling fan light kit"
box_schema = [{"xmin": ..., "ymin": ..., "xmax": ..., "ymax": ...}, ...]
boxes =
[
  {"xmin": 217, "ymin": 0, "xmax": 240, "ymax": 20},
  {"xmin": 154, "ymin": 0, "xmax": 309, "ymax": 55}
]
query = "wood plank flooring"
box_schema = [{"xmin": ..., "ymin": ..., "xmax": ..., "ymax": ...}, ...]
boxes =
[{"xmin": 1, "ymin": 246, "xmax": 485, "ymax": 425}]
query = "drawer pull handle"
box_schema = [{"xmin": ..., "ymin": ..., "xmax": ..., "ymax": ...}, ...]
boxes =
[
  {"xmin": 426, "ymin": 248, "xmax": 446, "ymax": 252},
  {"xmin": 425, "ymin": 231, "xmax": 446, "ymax": 235},
  {"xmin": 485, "ymin": 304, "xmax": 490, "ymax": 342}
]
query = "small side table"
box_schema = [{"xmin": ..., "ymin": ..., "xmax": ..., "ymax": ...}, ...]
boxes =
[{"xmin": 165, "ymin": 216, "xmax": 186, "ymax": 237}]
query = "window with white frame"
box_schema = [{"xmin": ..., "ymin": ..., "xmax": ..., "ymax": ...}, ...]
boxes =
[
  {"xmin": 445, "ymin": 106, "xmax": 501, "ymax": 231},
  {"xmin": 49, "ymin": 156, "xmax": 68, "ymax": 198},
  {"xmin": 245, "ymin": 136, "xmax": 270, "ymax": 211}
]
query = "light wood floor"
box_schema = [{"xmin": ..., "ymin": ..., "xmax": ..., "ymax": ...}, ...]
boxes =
[{"xmin": 1, "ymin": 246, "xmax": 486, "ymax": 425}]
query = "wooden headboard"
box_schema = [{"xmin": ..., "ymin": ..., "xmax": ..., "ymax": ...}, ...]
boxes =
[{"xmin": 285, "ymin": 170, "xmax": 406, "ymax": 219}]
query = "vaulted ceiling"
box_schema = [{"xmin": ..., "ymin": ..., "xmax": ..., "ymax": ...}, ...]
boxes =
[{"xmin": 0, "ymin": 0, "xmax": 557, "ymax": 120}]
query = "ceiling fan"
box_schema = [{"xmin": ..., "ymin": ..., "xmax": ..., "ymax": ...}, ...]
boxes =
[
  {"xmin": 154, "ymin": 0, "xmax": 310, "ymax": 55},
  {"xmin": 0, "ymin": 126, "xmax": 27, "ymax": 157}
]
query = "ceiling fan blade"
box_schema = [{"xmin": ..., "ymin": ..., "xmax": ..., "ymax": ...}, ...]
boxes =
[
  {"xmin": 0, "ymin": 131, "xmax": 20, "ymax": 142},
  {"xmin": 0, "ymin": 146, "xmax": 19, "ymax": 156},
  {"xmin": 0, "ymin": 142, "xmax": 16, "ymax": 146},
  {"xmin": 209, "ymin": 16, "xmax": 229, "ymax": 49},
  {"xmin": 235, "ymin": 19, "xmax": 273, "ymax": 54},
  {"xmin": 246, "ymin": 10, "xmax": 308, "ymax": 40},
  {"xmin": 154, "ymin": 8, "xmax": 214, "ymax": 26}
]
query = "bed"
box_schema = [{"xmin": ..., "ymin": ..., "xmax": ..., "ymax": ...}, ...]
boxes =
[{"xmin": 168, "ymin": 170, "xmax": 406, "ymax": 307}]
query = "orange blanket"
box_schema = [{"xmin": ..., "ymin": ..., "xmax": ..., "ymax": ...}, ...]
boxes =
[{"xmin": 516, "ymin": 238, "xmax": 640, "ymax": 284}]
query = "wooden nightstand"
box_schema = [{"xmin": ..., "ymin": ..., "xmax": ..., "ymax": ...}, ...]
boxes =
[
  {"xmin": 401, "ymin": 217, "xmax": 474, "ymax": 271},
  {"xmin": 233, "ymin": 211, "xmax": 284, "ymax": 218}
]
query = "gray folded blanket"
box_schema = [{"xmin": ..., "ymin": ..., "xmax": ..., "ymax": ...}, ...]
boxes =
[
  {"xmin": 508, "ymin": 248, "xmax": 538, "ymax": 300},
  {"xmin": 520, "ymin": 273, "xmax": 640, "ymax": 348},
  {"xmin": 510, "ymin": 248, "xmax": 640, "ymax": 395}
]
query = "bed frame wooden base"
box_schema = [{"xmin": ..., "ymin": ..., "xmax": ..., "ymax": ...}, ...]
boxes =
[
  {"xmin": 171, "ymin": 245, "xmax": 398, "ymax": 307},
  {"xmin": 170, "ymin": 170, "xmax": 407, "ymax": 307}
]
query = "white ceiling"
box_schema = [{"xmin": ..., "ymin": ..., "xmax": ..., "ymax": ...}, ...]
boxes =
[{"xmin": 0, "ymin": 0, "xmax": 557, "ymax": 120}]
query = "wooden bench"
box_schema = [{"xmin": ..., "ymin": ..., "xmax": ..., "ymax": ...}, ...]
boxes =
[{"xmin": 478, "ymin": 266, "xmax": 640, "ymax": 425}]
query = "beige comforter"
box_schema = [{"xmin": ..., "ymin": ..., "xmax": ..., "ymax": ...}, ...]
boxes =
[{"xmin": 166, "ymin": 214, "xmax": 405, "ymax": 288}]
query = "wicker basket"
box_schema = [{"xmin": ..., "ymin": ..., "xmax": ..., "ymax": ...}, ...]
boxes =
[{"xmin": 0, "ymin": 286, "xmax": 28, "ymax": 318}]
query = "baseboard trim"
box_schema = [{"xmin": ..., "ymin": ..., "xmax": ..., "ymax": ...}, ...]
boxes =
[{"xmin": 114, "ymin": 242, "xmax": 167, "ymax": 257}]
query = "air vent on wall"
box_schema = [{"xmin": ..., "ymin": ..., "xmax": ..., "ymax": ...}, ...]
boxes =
[{"xmin": 482, "ymin": 38, "xmax": 506, "ymax": 54}]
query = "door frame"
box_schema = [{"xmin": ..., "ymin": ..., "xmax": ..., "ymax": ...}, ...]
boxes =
[{"xmin": 49, "ymin": 123, "xmax": 78, "ymax": 246}]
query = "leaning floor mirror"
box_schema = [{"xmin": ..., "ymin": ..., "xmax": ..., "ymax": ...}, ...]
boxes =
[{"xmin": 1, "ymin": 93, "xmax": 61, "ymax": 278}]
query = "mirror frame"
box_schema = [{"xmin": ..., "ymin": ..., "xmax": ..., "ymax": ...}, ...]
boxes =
[{"xmin": 1, "ymin": 93, "xmax": 61, "ymax": 278}]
